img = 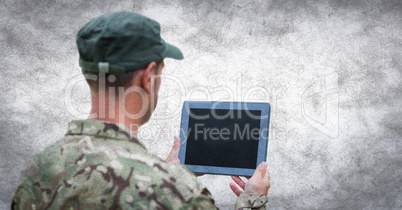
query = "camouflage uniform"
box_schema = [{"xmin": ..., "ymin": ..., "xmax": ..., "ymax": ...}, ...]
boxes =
[{"xmin": 12, "ymin": 120, "xmax": 268, "ymax": 209}]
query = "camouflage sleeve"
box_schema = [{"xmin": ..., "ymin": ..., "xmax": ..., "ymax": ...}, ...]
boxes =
[
  {"xmin": 181, "ymin": 195, "xmax": 219, "ymax": 209},
  {"xmin": 235, "ymin": 193, "xmax": 268, "ymax": 210},
  {"xmin": 173, "ymin": 165, "xmax": 219, "ymax": 209},
  {"xmin": 11, "ymin": 178, "xmax": 45, "ymax": 210}
]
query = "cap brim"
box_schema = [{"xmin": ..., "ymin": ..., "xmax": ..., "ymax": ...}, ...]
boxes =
[{"xmin": 162, "ymin": 41, "xmax": 184, "ymax": 60}]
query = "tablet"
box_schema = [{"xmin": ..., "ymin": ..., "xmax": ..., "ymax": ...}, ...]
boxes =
[{"xmin": 179, "ymin": 101, "xmax": 270, "ymax": 176}]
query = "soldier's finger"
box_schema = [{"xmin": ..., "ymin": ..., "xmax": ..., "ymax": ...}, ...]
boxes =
[
  {"xmin": 231, "ymin": 176, "xmax": 246, "ymax": 190},
  {"xmin": 229, "ymin": 182, "xmax": 243, "ymax": 196},
  {"xmin": 264, "ymin": 165, "xmax": 271, "ymax": 186}
]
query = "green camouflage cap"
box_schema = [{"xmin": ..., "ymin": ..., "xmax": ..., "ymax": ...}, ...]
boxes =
[{"xmin": 76, "ymin": 11, "xmax": 183, "ymax": 76}]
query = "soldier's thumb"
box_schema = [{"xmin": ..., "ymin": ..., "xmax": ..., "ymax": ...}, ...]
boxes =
[
  {"xmin": 166, "ymin": 136, "xmax": 181, "ymax": 163},
  {"xmin": 253, "ymin": 162, "xmax": 268, "ymax": 179},
  {"xmin": 172, "ymin": 136, "xmax": 181, "ymax": 153}
]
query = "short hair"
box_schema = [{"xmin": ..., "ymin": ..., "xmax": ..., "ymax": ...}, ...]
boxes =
[
  {"xmin": 85, "ymin": 60, "xmax": 162, "ymax": 92},
  {"xmin": 84, "ymin": 70, "xmax": 139, "ymax": 93}
]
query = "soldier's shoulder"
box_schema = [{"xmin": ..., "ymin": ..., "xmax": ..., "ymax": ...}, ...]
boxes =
[{"xmin": 15, "ymin": 134, "xmax": 211, "ymax": 209}]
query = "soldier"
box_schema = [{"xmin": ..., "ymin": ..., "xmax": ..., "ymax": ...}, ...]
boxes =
[{"xmin": 12, "ymin": 11, "xmax": 270, "ymax": 209}]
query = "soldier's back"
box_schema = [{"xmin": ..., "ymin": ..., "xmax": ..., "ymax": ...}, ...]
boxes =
[{"xmin": 12, "ymin": 120, "xmax": 215, "ymax": 210}]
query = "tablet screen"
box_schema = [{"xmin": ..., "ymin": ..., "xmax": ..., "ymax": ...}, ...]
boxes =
[{"xmin": 184, "ymin": 108, "xmax": 261, "ymax": 169}]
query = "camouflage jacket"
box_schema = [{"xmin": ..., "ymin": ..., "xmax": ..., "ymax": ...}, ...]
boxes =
[{"xmin": 12, "ymin": 120, "xmax": 268, "ymax": 209}]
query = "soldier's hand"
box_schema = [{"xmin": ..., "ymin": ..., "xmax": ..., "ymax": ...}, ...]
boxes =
[
  {"xmin": 229, "ymin": 162, "xmax": 270, "ymax": 196},
  {"xmin": 165, "ymin": 136, "xmax": 204, "ymax": 177},
  {"xmin": 166, "ymin": 136, "xmax": 181, "ymax": 164}
]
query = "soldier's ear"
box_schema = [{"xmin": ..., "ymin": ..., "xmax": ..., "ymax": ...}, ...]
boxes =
[{"xmin": 141, "ymin": 62, "xmax": 157, "ymax": 94}]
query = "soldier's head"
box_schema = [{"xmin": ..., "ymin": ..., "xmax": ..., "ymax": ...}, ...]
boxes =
[{"xmin": 76, "ymin": 11, "xmax": 183, "ymax": 126}]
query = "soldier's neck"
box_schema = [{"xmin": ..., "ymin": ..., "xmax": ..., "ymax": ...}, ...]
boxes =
[{"xmin": 87, "ymin": 94, "xmax": 147, "ymax": 134}]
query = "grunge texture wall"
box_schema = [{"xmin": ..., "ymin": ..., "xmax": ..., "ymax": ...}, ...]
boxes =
[{"xmin": 1, "ymin": 0, "xmax": 402, "ymax": 209}]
